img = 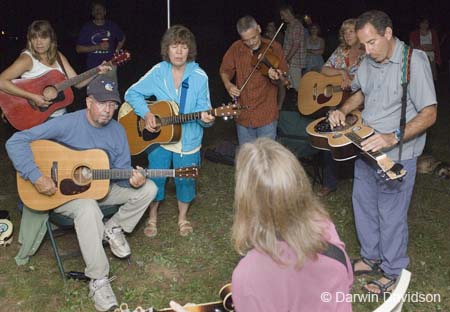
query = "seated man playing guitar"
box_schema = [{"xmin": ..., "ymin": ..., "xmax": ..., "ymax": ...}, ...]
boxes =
[
  {"xmin": 0, "ymin": 20, "xmax": 111, "ymax": 129},
  {"xmin": 6, "ymin": 76, "xmax": 157, "ymax": 312}
]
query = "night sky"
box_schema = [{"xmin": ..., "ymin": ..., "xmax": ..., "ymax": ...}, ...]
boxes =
[{"xmin": 1, "ymin": 0, "xmax": 449, "ymax": 98}]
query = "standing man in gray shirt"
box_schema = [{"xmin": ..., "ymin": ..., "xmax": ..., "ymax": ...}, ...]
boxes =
[{"xmin": 328, "ymin": 10, "xmax": 437, "ymax": 295}]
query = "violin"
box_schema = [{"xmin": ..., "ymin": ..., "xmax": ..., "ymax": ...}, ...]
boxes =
[
  {"xmin": 239, "ymin": 23, "xmax": 290, "ymax": 93},
  {"xmin": 251, "ymin": 41, "xmax": 290, "ymax": 87}
]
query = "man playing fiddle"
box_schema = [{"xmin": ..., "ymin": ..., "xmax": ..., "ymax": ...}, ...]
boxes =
[{"xmin": 220, "ymin": 15, "xmax": 288, "ymax": 145}]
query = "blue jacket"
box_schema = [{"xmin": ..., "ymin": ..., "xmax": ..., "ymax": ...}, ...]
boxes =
[{"xmin": 125, "ymin": 61, "xmax": 212, "ymax": 152}]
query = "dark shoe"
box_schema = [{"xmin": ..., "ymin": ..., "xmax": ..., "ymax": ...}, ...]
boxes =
[
  {"xmin": 316, "ymin": 186, "xmax": 336, "ymax": 197},
  {"xmin": 351, "ymin": 257, "xmax": 381, "ymax": 276},
  {"xmin": 364, "ymin": 274, "xmax": 397, "ymax": 296}
]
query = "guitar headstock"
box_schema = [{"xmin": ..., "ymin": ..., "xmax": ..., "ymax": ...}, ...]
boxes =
[
  {"xmin": 213, "ymin": 103, "xmax": 246, "ymax": 120},
  {"xmin": 175, "ymin": 166, "xmax": 198, "ymax": 179},
  {"xmin": 110, "ymin": 50, "xmax": 131, "ymax": 66},
  {"xmin": 376, "ymin": 156, "xmax": 407, "ymax": 181}
]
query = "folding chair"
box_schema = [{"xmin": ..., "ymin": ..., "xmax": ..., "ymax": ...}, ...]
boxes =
[
  {"xmin": 277, "ymin": 110, "xmax": 323, "ymax": 185},
  {"xmin": 46, "ymin": 205, "xmax": 119, "ymax": 280}
]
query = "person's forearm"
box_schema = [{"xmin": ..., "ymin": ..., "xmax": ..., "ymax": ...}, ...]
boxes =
[
  {"xmin": 76, "ymin": 44, "xmax": 100, "ymax": 54},
  {"xmin": 339, "ymin": 90, "xmax": 364, "ymax": 115},
  {"xmin": 402, "ymin": 105, "xmax": 437, "ymax": 141}
]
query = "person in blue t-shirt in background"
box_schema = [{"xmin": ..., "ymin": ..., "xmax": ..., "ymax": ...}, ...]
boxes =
[{"xmin": 76, "ymin": 1, "xmax": 125, "ymax": 85}]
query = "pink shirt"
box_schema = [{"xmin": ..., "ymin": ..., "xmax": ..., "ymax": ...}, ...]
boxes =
[{"xmin": 232, "ymin": 220, "xmax": 353, "ymax": 312}]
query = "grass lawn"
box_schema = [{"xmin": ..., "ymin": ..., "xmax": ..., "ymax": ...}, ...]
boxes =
[{"xmin": 0, "ymin": 73, "xmax": 449, "ymax": 311}]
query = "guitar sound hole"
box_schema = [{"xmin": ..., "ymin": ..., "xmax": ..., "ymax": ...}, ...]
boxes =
[{"xmin": 73, "ymin": 165, "xmax": 92, "ymax": 185}]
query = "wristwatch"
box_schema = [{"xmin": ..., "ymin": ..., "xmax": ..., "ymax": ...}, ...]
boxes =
[{"xmin": 393, "ymin": 128, "xmax": 402, "ymax": 143}]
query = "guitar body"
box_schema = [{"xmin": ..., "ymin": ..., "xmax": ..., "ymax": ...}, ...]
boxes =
[
  {"xmin": 298, "ymin": 71, "xmax": 347, "ymax": 116},
  {"xmin": 150, "ymin": 283, "xmax": 233, "ymax": 312},
  {"xmin": 306, "ymin": 110, "xmax": 374, "ymax": 161},
  {"xmin": 118, "ymin": 101, "xmax": 181, "ymax": 155},
  {"xmin": 0, "ymin": 70, "xmax": 74, "ymax": 130},
  {"xmin": 17, "ymin": 140, "xmax": 110, "ymax": 211}
]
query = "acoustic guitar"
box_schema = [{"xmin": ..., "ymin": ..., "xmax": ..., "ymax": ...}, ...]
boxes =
[
  {"xmin": 297, "ymin": 71, "xmax": 349, "ymax": 116},
  {"xmin": 0, "ymin": 51, "xmax": 130, "ymax": 130},
  {"xmin": 306, "ymin": 110, "xmax": 407, "ymax": 181},
  {"xmin": 17, "ymin": 140, "xmax": 198, "ymax": 211},
  {"xmin": 118, "ymin": 101, "xmax": 244, "ymax": 155},
  {"xmin": 119, "ymin": 283, "xmax": 233, "ymax": 312}
]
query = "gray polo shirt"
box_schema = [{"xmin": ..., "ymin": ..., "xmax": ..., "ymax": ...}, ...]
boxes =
[{"xmin": 352, "ymin": 38, "xmax": 437, "ymax": 161}]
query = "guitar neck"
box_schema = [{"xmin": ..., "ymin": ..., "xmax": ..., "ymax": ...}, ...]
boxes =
[
  {"xmin": 54, "ymin": 65, "xmax": 105, "ymax": 91},
  {"xmin": 92, "ymin": 169, "xmax": 174, "ymax": 180},
  {"xmin": 344, "ymin": 132, "xmax": 383, "ymax": 161},
  {"xmin": 160, "ymin": 109, "xmax": 214, "ymax": 126}
]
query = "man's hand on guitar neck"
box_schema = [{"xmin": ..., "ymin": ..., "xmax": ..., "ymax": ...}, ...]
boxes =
[
  {"xmin": 360, "ymin": 132, "xmax": 398, "ymax": 153},
  {"xmin": 34, "ymin": 175, "xmax": 57, "ymax": 196},
  {"xmin": 129, "ymin": 166, "xmax": 147, "ymax": 188}
]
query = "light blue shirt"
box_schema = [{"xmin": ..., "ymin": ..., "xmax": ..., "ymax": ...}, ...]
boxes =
[{"xmin": 352, "ymin": 38, "xmax": 437, "ymax": 160}]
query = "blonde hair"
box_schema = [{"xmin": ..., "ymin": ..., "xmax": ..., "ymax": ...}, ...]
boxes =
[
  {"xmin": 26, "ymin": 20, "xmax": 58, "ymax": 65},
  {"xmin": 232, "ymin": 138, "xmax": 329, "ymax": 269},
  {"xmin": 339, "ymin": 18, "xmax": 357, "ymax": 48}
]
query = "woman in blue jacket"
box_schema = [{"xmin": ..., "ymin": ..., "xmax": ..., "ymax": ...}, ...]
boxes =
[{"xmin": 125, "ymin": 25, "xmax": 214, "ymax": 237}]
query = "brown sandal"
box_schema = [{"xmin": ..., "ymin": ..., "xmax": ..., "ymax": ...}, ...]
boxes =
[
  {"xmin": 178, "ymin": 220, "xmax": 193, "ymax": 237},
  {"xmin": 143, "ymin": 220, "xmax": 157, "ymax": 238}
]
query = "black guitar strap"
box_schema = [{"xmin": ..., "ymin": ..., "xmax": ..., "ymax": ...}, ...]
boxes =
[
  {"xmin": 398, "ymin": 44, "xmax": 412, "ymax": 160},
  {"xmin": 321, "ymin": 243, "xmax": 348, "ymax": 271},
  {"xmin": 56, "ymin": 52, "xmax": 69, "ymax": 78}
]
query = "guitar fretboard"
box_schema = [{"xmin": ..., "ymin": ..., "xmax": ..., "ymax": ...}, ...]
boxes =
[
  {"xmin": 344, "ymin": 132, "xmax": 383, "ymax": 160},
  {"xmin": 54, "ymin": 66, "xmax": 102, "ymax": 91},
  {"xmin": 92, "ymin": 169, "xmax": 174, "ymax": 180},
  {"xmin": 160, "ymin": 110, "xmax": 210, "ymax": 126}
]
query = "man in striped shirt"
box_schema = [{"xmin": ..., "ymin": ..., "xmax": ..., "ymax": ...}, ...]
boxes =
[{"xmin": 280, "ymin": 4, "xmax": 306, "ymax": 91}]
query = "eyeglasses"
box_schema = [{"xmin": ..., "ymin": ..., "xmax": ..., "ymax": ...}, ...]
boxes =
[{"xmin": 94, "ymin": 100, "xmax": 119, "ymax": 110}]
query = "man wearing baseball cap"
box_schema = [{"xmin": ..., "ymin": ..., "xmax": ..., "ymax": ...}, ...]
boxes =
[{"xmin": 6, "ymin": 76, "xmax": 157, "ymax": 311}]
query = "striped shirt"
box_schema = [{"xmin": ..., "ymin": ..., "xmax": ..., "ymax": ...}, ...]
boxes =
[{"xmin": 283, "ymin": 19, "xmax": 306, "ymax": 69}]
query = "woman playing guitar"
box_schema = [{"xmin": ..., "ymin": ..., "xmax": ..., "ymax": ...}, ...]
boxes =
[{"xmin": 0, "ymin": 20, "xmax": 111, "ymax": 123}]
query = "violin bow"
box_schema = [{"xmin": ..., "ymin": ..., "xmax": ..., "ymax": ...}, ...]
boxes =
[{"xmin": 238, "ymin": 22, "xmax": 285, "ymax": 93}]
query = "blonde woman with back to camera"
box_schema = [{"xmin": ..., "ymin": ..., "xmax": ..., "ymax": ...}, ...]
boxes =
[{"xmin": 169, "ymin": 138, "xmax": 353, "ymax": 312}]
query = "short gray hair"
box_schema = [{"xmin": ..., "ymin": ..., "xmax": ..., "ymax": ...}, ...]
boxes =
[{"xmin": 236, "ymin": 15, "xmax": 258, "ymax": 34}]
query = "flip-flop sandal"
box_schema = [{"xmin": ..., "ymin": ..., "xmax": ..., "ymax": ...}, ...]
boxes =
[
  {"xmin": 364, "ymin": 275, "xmax": 397, "ymax": 296},
  {"xmin": 178, "ymin": 220, "xmax": 193, "ymax": 237},
  {"xmin": 351, "ymin": 257, "xmax": 381, "ymax": 276},
  {"xmin": 143, "ymin": 220, "xmax": 157, "ymax": 238}
]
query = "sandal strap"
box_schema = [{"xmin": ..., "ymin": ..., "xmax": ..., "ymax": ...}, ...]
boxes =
[
  {"xmin": 367, "ymin": 277, "xmax": 397, "ymax": 293},
  {"xmin": 178, "ymin": 220, "xmax": 191, "ymax": 227},
  {"xmin": 361, "ymin": 257, "xmax": 381, "ymax": 269}
]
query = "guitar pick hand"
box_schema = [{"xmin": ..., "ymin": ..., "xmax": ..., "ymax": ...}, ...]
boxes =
[{"xmin": 34, "ymin": 175, "xmax": 57, "ymax": 196}]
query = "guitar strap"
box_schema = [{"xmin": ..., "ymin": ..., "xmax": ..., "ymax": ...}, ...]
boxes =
[
  {"xmin": 179, "ymin": 77, "xmax": 189, "ymax": 113},
  {"xmin": 321, "ymin": 242, "xmax": 348, "ymax": 271},
  {"xmin": 55, "ymin": 52, "xmax": 69, "ymax": 78},
  {"xmin": 398, "ymin": 44, "xmax": 412, "ymax": 160}
]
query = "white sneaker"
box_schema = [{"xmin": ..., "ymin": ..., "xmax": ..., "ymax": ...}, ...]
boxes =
[
  {"xmin": 103, "ymin": 219, "xmax": 131, "ymax": 258},
  {"xmin": 89, "ymin": 276, "xmax": 118, "ymax": 312}
]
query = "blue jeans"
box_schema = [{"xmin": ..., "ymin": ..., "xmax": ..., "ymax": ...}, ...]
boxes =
[{"xmin": 236, "ymin": 121, "xmax": 277, "ymax": 145}]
